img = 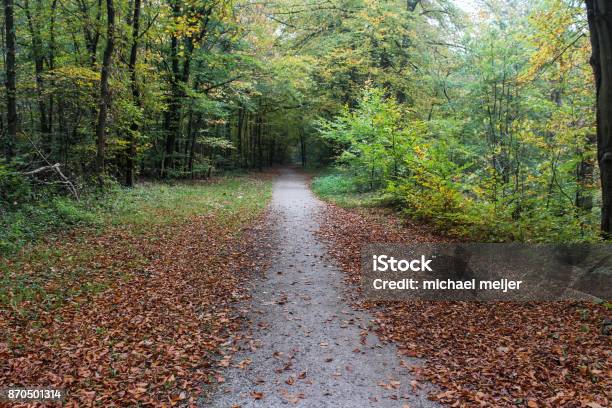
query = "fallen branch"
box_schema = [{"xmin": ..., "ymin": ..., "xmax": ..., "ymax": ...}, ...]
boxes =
[
  {"xmin": 23, "ymin": 163, "xmax": 62, "ymax": 175},
  {"xmin": 23, "ymin": 135, "xmax": 80, "ymax": 201}
]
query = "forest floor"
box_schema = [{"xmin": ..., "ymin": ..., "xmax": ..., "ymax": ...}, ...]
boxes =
[
  {"xmin": 316, "ymin": 196, "xmax": 610, "ymax": 407},
  {"xmin": 1, "ymin": 169, "xmax": 609, "ymax": 407},
  {"xmin": 0, "ymin": 175, "xmax": 273, "ymax": 406}
]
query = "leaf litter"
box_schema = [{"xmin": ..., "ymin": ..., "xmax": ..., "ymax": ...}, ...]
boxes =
[
  {"xmin": 0, "ymin": 177, "xmax": 275, "ymax": 406},
  {"xmin": 317, "ymin": 203, "xmax": 610, "ymax": 407}
]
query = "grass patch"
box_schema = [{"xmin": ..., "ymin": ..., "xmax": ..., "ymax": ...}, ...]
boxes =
[
  {"xmin": 0, "ymin": 175, "xmax": 273, "ymax": 314},
  {"xmin": 0, "ymin": 174, "xmax": 275, "ymax": 405},
  {"xmin": 1, "ymin": 176, "xmax": 272, "ymax": 257},
  {"xmin": 311, "ymin": 169, "xmax": 390, "ymax": 208},
  {"xmin": 102, "ymin": 177, "xmax": 272, "ymax": 229}
]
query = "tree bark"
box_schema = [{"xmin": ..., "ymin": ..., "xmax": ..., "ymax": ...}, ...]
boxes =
[
  {"xmin": 125, "ymin": 0, "xmax": 141, "ymax": 187},
  {"xmin": 3, "ymin": 0, "xmax": 17, "ymax": 159},
  {"xmin": 300, "ymin": 129, "xmax": 306, "ymax": 168},
  {"xmin": 24, "ymin": 0, "xmax": 51, "ymax": 150},
  {"xmin": 257, "ymin": 115, "xmax": 263, "ymax": 171},
  {"xmin": 162, "ymin": 0, "xmax": 181, "ymax": 177},
  {"xmin": 95, "ymin": 0, "xmax": 115, "ymax": 179},
  {"xmin": 48, "ymin": 0, "xmax": 58, "ymax": 147},
  {"xmin": 576, "ymin": 134, "xmax": 596, "ymax": 213},
  {"xmin": 586, "ymin": 0, "xmax": 612, "ymax": 237},
  {"xmin": 236, "ymin": 107, "xmax": 243, "ymax": 166}
]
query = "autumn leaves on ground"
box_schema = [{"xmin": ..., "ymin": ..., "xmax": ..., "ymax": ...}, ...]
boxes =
[
  {"xmin": 318, "ymin": 207, "xmax": 610, "ymax": 407},
  {"xmin": 0, "ymin": 175, "xmax": 274, "ymax": 406},
  {"xmin": 1, "ymin": 171, "xmax": 610, "ymax": 407}
]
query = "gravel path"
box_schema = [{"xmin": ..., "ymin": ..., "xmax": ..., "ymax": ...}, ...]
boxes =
[{"xmin": 204, "ymin": 168, "xmax": 439, "ymax": 408}]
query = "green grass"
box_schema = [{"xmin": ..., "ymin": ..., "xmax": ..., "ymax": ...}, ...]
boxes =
[
  {"xmin": 311, "ymin": 169, "xmax": 391, "ymax": 208},
  {"xmin": 0, "ymin": 176, "xmax": 272, "ymax": 314},
  {"xmin": 0, "ymin": 197, "xmax": 99, "ymax": 256},
  {"xmin": 101, "ymin": 178, "xmax": 272, "ymax": 229},
  {"xmin": 1, "ymin": 176, "xmax": 272, "ymax": 258}
]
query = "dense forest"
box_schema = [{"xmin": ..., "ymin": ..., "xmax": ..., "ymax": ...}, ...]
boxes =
[
  {"xmin": 1, "ymin": 0, "xmax": 612, "ymax": 244},
  {"xmin": 1, "ymin": 1, "xmax": 611, "ymax": 406}
]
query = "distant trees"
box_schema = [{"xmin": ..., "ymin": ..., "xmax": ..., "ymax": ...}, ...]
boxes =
[
  {"xmin": 0, "ymin": 0, "xmax": 609, "ymax": 239},
  {"xmin": 0, "ymin": 0, "xmax": 308, "ymax": 187}
]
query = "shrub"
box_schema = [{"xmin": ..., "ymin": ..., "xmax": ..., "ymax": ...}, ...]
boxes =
[{"xmin": 0, "ymin": 163, "xmax": 32, "ymax": 207}]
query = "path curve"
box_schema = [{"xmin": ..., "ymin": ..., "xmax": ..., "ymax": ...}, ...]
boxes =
[{"xmin": 204, "ymin": 168, "xmax": 439, "ymax": 408}]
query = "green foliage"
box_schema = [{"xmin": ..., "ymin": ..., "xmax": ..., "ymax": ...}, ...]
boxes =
[
  {"xmin": 317, "ymin": 87, "xmax": 417, "ymax": 191},
  {"xmin": 0, "ymin": 197, "xmax": 98, "ymax": 256},
  {"xmin": 318, "ymin": 82, "xmax": 599, "ymax": 242},
  {"xmin": 312, "ymin": 170, "xmax": 395, "ymax": 208},
  {"xmin": 0, "ymin": 163, "xmax": 32, "ymax": 206},
  {"xmin": 312, "ymin": 171, "xmax": 358, "ymax": 197},
  {"xmin": 0, "ymin": 176, "xmax": 272, "ymax": 257},
  {"xmin": 0, "ymin": 0, "xmax": 603, "ymax": 244}
]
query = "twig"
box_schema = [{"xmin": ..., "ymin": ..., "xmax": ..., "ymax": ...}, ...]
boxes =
[{"xmin": 23, "ymin": 135, "xmax": 80, "ymax": 201}]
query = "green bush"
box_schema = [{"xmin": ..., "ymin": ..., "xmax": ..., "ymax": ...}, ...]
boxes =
[
  {"xmin": 312, "ymin": 171, "xmax": 358, "ymax": 197},
  {"xmin": 316, "ymin": 87, "xmax": 600, "ymax": 244},
  {"xmin": 0, "ymin": 163, "xmax": 32, "ymax": 207},
  {"xmin": 0, "ymin": 197, "xmax": 99, "ymax": 256}
]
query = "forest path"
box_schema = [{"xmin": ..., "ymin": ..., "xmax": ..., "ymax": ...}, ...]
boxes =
[{"xmin": 203, "ymin": 168, "xmax": 439, "ymax": 408}]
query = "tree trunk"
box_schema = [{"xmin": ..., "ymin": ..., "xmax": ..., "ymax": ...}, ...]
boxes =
[
  {"xmin": 257, "ymin": 115, "xmax": 263, "ymax": 171},
  {"xmin": 300, "ymin": 129, "xmax": 306, "ymax": 168},
  {"xmin": 125, "ymin": 0, "xmax": 141, "ymax": 187},
  {"xmin": 576, "ymin": 133, "xmax": 596, "ymax": 213},
  {"xmin": 24, "ymin": 0, "xmax": 51, "ymax": 150},
  {"xmin": 162, "ymin": 2, "xmax": 181, "ymax": 177},
  {"xmin": 236, "ymin": 106, "xmax": 244, "ymax": 166},
  {"xmin": 48, "ymin": 0, "xmax": 58, "ymax": 150},
  {"xmin": 188, "ymin": 112, "xmax": 199, "ymax": 177},
  {"xmin": 95, "ymin": 0, "xmax": 115, "ymax": 179},
  {"xmin": 586, "ymin": 0, "xmax": 612, "ymax": 237},
  {"xmin": 3, "ymin": 0, "xmax": 17, "ymax": 159}
]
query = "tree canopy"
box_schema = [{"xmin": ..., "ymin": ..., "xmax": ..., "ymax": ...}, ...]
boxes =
[{"xmin": 1, "ymin": 0, "xmax": 609, "ymax": 241}]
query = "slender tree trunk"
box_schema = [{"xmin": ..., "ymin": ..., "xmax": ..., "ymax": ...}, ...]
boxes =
[
  {"xmin": 300, "ymin": 130, "xmax": 306, "ymax": 167},
  {"xmin": 48, "ymin": 0, "xmax": 58, "ymax": 150},
  {"xmin": 162, "ymin": 2, "xmax": 181, "ymax": 177},
  {"xmin": 24, "ymin": 0, "xmax": 50, "ymax": 150},
  {"xmin": 269, "ymin": 134, "xmax": 275, "ymax": 166},
  {"xmin": 576, "ymin": 133, "xmax": 596, "ymax": 213},
  {"xmin": 3, "ymin": 0, "xmax": 17, "ymax": 159},
  {"xmin": 184, "ymin": 108, "xmax": 193, "ymax": 176},
  {"xmin": 250, "ymin": 115, "xmax": 255, "ymax": 168},
  {"xmin": 236, "ymin": 106, "xmax": 243, "ymax": 166},
  {"xmin": 95, "ymin": 0, "xmax": 115, "ymax": 179},
  {"xmin": 586, "ymin": 0, "xmax": 612, "ymax": 237},
  {"xmin": 125, "ymin": 0, "xmax": 141, "ymax": 187},
  {"xmin": 188, "ymin": 112, "xmax": 198, "ymax": 177},
  {"xmin": 257, "ymin": 115, "xmax": 263, "ymax": 171},
  {"xmin": 245, "ymin": 112, "xmax": 251, "ymax": 167}
]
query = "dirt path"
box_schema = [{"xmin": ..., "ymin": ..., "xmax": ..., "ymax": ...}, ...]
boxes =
[{"xmin": 204, "ymin": 169, "xmax": 438, "ymax": 407}]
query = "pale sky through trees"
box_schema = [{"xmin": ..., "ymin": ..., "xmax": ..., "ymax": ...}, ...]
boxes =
[{"xmin": 454, "ymin": 0, "xmax": 478, "ymax": 13}]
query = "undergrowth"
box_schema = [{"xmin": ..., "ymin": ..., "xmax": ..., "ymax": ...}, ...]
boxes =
[
  {"xmin": 0, "ymin": 176, "xmax": 271, "ymax": 257},
  {"xmin": 312, "ymin": 168, "xmax": 599, "ymax": 243},
  {"xmin": 311, "ymin": 169, "xmax": 394, "ymax": 208},
  {"xmin": 0, "ymin": 176, "xmax": 273, "ymax": 313}
]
